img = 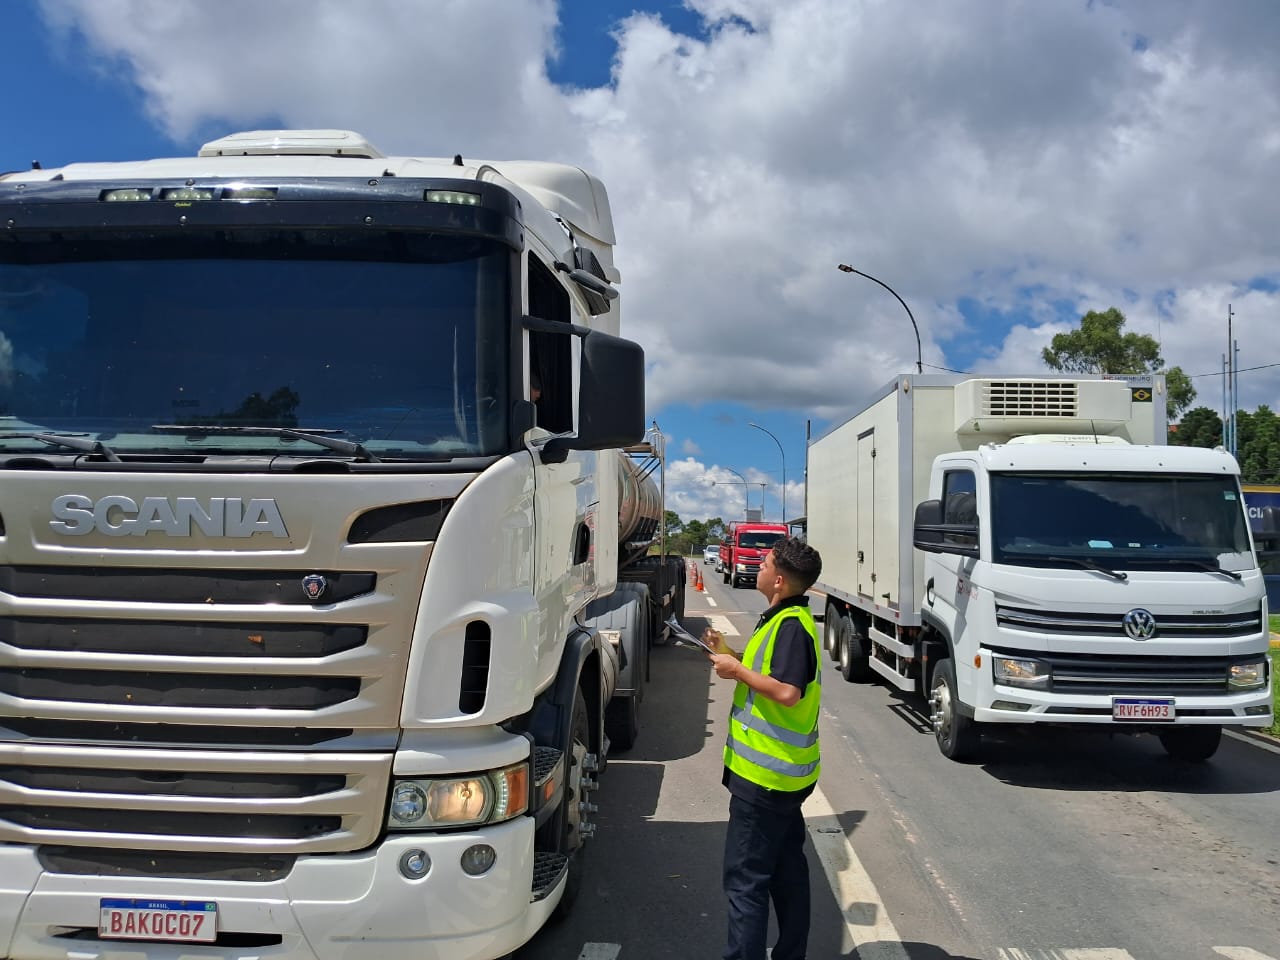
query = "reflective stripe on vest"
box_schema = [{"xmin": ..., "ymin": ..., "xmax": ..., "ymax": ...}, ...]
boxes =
[{"xmin": 723, "ymin": 605, "xmax": 822, "ymax": 791}]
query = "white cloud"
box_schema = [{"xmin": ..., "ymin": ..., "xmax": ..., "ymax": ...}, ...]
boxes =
[
  {"xmin": 681, "ymin": 437, "xmax": 701, "ymax": 455},
  {"xmin": 35, "ymin": 0, "xmax": 1280, "ymax": 431}
]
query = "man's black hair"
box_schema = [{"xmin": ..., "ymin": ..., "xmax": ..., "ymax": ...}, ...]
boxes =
[{"xmin": 771, "ymin": 536, "xmax": 822, "ymax": 593}]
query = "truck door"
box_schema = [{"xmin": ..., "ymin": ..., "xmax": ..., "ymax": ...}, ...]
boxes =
[
  {"xmin": 857, "ymin": 429, "xmax": 875, "ymax": 597},
  {"xmin": 927, "ymin": 467, "xmax": 978, "ymax": 651}
]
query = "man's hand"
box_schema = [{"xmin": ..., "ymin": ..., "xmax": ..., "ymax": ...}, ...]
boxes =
[
  {"xmin": 708, "ymin": 652, "xmax": 741, "ymax": 680},
  {"xmin": 702, "ymin": 628, "xmax": 740, "ymax": 659}
]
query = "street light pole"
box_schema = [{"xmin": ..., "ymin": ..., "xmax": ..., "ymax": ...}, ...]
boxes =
[
  {"xmin": 747, "ymin": 422, "xmax": 786, "ymax": 523},
  {"xmin": 837, "ymin": 264, "xmax": 923, "ymax": 374},
  {"xmin": 715, "ymin": 466, "xmax": 751, "ymax": 519}
]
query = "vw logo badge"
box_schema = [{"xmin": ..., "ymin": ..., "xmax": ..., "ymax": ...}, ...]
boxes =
[
  {"xmin": 1122, "ymin": 608, "xmax": 1157, "ymax": 640},
  {"xmin": 302, "ymin": 574, "xmax": 328, "ymax": 601}
]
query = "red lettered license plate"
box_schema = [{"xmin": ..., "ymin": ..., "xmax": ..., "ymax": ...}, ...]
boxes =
[
  {"xmin": 1112, "ymin": 698, "xmax": 1176, "ymax": 721},
  {"xmin": 99, "ymin": 899, "xmax": 217, "ymax": 943}
]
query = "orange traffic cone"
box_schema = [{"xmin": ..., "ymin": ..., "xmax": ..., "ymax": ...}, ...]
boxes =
[{"xmin": 696, "ymin": 568, "xmax": 704, "ymax": 592}]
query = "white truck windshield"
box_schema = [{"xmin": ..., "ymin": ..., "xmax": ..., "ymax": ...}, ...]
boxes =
[
  {"xmin": 0, "ymin": 230, "xmax": 511, "ymax": 460},
  {"xmin": 990, "ymin": 473, "xmax": 1255, "ymax": 573}
]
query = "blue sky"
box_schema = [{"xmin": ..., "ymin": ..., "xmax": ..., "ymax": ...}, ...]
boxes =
[{"xmin": 5, "ymin": 0, "xmax": 1279, "ymax": 525}]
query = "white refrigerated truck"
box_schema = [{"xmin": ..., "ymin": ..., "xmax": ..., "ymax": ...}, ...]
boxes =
[
  {"xmin": 807, "ymin": 374, "xmax": 1272, "ymax": 761},
  {"xmin": 0, "ymin": 129, "xmax": 680, "ymax": 960}
]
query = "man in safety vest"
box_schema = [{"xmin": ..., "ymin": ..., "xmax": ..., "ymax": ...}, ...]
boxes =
[{"xmin": 703, "ymin": 535, "xmax": 823, "ymax": 960}]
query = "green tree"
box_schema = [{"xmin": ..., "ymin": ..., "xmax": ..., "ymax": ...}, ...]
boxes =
[
  {"xmin": 1041, "ymin": 307, "xmax": 1196, "ymax": 421},
  {"xmin": 1237, "ymin": 406, "xmax": 1280, "ymax": 484},
  {"xmin": 1168, "ymin": 406, "xmax": 1221, "ymax": 448}
]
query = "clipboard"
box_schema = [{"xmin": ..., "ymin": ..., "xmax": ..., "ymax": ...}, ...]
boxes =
[{"xmin": 665, "ymin": 617, "xmax": 717, "ymax": 655}]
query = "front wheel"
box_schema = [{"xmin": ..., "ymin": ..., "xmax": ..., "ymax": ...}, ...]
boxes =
[
  {"xmin": 551, "ymin": 688, "xmax": 592, "ymax": 922},
  {"xmin": 1158, "ymin": 725, "xmax": 1222, "ymax": 762},
  {"xmin": 929, "ymin": 659, "xmax": 981, "ymax": 761}
]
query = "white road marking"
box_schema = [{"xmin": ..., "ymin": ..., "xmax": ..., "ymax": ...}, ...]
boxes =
[
  {"xmin": 1213, "ymin": 949, "xmax": 1280, "ymax": 960},
  {"xmin": 998, "ymin": 951, "xmax": 1134, "ymax": 959},
  {"xmin": 705, "ymin": 596, "xmax": 718, "ymax": 607},
  {"xmin": 803, "ymin": 784, "xmax": 908, "ymax": 958},
  {"xmin": 577, "ymin": 944, "xmax": 622, "ymax": 960},
  {"xmin": 1224, "ymin": 729, "xmax": 1280, "ymax": 756},
  {"xmin": 707, "ymin": 614, "xmax": 738, "ymax": 637}
]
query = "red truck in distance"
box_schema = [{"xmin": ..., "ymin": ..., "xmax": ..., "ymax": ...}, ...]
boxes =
[{"xmin": 719, "ymin": 522, "xmax": 788, "ymax": 587}]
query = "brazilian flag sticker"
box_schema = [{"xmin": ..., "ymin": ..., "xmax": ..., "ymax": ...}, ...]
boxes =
[{"xmin": 1131, "ymin": 387, "xmax": 1153, "ymax": 402}]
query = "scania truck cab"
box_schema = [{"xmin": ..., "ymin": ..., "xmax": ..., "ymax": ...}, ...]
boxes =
[{"xmin": 0, "ymin": 130, "xmax": 643, "ymax": 960}]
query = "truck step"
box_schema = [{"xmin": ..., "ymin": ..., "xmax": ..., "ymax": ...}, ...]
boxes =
[
  {"xmin": 868, "ymin": 655, "xmax": 916, "ymax": 692},
  {"xmin": 532, "ymin": 746, "xmax": 562, "ymax": 788},
  {"xmin": 531, "ymin": 852, "xmax": 569, "ymax": 901}
]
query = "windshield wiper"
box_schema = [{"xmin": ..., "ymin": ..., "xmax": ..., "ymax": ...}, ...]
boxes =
[
  {"xmin": 0, "ymin": 432, "xmax": 122, "ymax": 462},
  {"xmin": 1033, "ymin": 555, "xmax": 1128, "ymax": 582},
  {"xmin": 151, "ymin": 425, "xmax": 382, "ymax": 463},
  {"xmin": 1138, "ymin": 557, "xmax": 1243, "ymax": 581}
]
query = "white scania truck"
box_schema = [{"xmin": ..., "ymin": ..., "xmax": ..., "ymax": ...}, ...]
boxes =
[
  {"xmin": 807, "ymin": 374, "xmax": 1273, "ymax": 762},
  {"xmin": 0, "ymin": 130, "xmax": 681, "ymax": 960}
]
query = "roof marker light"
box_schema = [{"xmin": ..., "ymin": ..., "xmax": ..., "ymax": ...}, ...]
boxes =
[
  {"xmin": 425, "ymin": 189, "xmax": 480, "ymax": 206},
  {"xmin": 101, "ymin": 188, "xmax": 152, "ymax": 202}
]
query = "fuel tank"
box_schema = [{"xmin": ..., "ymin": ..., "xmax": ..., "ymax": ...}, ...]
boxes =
[{"xmin": 617, "ymin": 452, "xmax": 661, "ymax": 549}]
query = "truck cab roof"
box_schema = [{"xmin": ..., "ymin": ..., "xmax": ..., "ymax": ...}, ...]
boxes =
[{"xmin": 970, "ymin": 441, "xmax": 1241, "ymax": 475}]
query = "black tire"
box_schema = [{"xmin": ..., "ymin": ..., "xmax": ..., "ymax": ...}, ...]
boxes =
[
  {"xmin": 837, "ymin": 614, "xmax": 872, "ymax": 682},
  {"xmin": 1158, "ymin": 725, "xmax": 1222, "ymax": 762},
  {"xmin": 823, "ymin": 604, "xmax": 841, "ymax": 663},
  {"xmin": 930, "ymin": 659, "xmax": 981, "ymax": 761},
  {"xmin": 605, "ymin": 694, "xmax": 639, "ymax": 752},
  {"xmin": 551, "ymin": 688, "xmax": 590, "ymax": 922}
]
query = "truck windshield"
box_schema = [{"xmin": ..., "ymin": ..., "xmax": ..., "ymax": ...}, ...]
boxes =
[
  {"xmin": 0, "ymin": 229, "xmax": 510, "ymax": 460},
  {"xmin": 738, "ymin": 532, "xmax": 784, "ymax": 550},
  {"xmin": 991, "ymin": 473, "xmax": 1255, "ymax": 573}
]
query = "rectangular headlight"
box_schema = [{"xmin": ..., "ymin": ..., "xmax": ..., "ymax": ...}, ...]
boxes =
[
  {"xmin": 387, "ymin": 762, "xmax": 529, "ymax": 831},
  {"xmin": 992, "ymin": 656, "xmax": 1050, "ymax": 690},
  {"xmin": 1228, "ymin": 660, "xmax": 1268, "ymax": 691}
]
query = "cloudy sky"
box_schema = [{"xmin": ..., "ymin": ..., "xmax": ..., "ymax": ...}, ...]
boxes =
[{"xmin": 5, "ymin": 0, "xmax": 1279, "ymax": 527}]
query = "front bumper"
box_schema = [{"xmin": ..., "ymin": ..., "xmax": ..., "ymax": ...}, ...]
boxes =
[
  {"xmin": 969, "ymin": 649, "xmax": 1272, "ymax": 726},
  {"xmin": 1, "ymin": 820, "xmax": 557, "ymax": 960}
]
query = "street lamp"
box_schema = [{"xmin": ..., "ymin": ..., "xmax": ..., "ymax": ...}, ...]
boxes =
[
  {"xmin": 836, "ymin": 263, "xmax": 923, "ymax": 374},
  {"xmin": 712, "ymin": 466, "xmax": 751, "ymax": 518},
  {"xmin": 747, "ymin": 422, "xmax": 786, "ymax": 523}
]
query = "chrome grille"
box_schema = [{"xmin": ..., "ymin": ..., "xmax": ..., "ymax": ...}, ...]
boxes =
[
  {"xmin": 0, "ymin": 743, "xmax": 390, "ymax": 853},
  {"xmin": 996, "ymin": 605, "xmax": 1262, "ymax": 639}
]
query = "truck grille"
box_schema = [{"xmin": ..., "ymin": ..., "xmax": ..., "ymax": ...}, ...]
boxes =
[
  {"xmin": 0, "ymin": 564, "xmax": 408, "ymax": 853},
  {"xmin": 0, "ymin": 744, "xmax": 390, "ymax": 852},
  {"xmin": 996, "ymin": 604, "xmax": 1262, "ymax": 639},
  {"xmin": 988, "ymin": 649, "xmax": 1259, "ymax": 697}
]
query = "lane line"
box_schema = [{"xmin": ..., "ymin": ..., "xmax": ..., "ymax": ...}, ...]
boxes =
[
  {"xmin": 1213, "ymin": 948, "xmax": 1280, "ymax": 959},
  {"xmin": 1224, "ymin": 729, "xmax": 1280, "ymax": 756},
  {"xmin": 708, "ymin": 614, "xmax": 739, "ymax": 637},
  {"xmin": 803, "ymin": 784, "xmax": 908, "ymax": 958},
  {"xmin": 998, "ymin": 951, "xmax": 1134, "ymax": 959},
  {"xmin": 706, "ymin": 596, "xmax": 718, "ymax": 607},
  {"xmin": 577, "ymin": 944, "xmax": 622, "ymax": 960}
]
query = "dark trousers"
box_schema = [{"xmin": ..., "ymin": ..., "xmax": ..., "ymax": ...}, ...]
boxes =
[{"xmin": 722, "ymin": 793, "xmax": 810, "ymax": 960}]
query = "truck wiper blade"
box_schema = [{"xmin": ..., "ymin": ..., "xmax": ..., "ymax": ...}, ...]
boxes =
[
  {"xmin": 0, "ymin": 432, "xmax": 122, "ymax": 462},
  {"xmin": 151, "ymin": 425, "xmax": 382, "ymax": 463},
  {"xmin": 1036, "ymin": 555, "xmax": 1128, "ymax": 582},
  {"xmin": 1139, "ymin": 557, "xmax": 1243, "ymax": 581}
]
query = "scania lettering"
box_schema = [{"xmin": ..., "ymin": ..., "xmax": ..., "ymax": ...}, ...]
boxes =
[
  {"xmin": 49, "ymin": 494, "xmax": 289, "ymax": 538},
  {"xmin": 0, "ymin": 130, "xmax": 684, "ymax": 960},
  {"xmin": 806, "ymin": 375, "xmax": 1272, "ymax": 763}
]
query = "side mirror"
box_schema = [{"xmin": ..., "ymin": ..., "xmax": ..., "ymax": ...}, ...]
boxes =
[
  {"xmin": 913, "ymin": 498, "xmax": 979, "ymax": 558},
  {"xmin": 542, "ymin": 329, "xmax": 645, "ymax": 463}
]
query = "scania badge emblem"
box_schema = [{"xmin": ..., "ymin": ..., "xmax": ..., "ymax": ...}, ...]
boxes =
[
  {"xmin": 302, "ymin": 574, "xmax": 328, "ymax": 601},
  {"xmin": 1122, "ymin": 608, "xmax": 1156, "ymax": 640}
]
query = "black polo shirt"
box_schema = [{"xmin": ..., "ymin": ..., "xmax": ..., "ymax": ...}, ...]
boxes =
[{"xmin": 722, "ymin": 595, "xmax": 818, "ymax": 811}]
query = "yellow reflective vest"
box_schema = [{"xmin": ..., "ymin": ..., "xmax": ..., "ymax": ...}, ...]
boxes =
[{"xmin": 723, "ymin": 604, "xmax": 822, "ymax": 792}]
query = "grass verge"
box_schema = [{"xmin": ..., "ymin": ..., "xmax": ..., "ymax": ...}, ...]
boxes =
[{"xmin": 1272, "ymin": 650, "xmax": 1280, "ymax": 737}]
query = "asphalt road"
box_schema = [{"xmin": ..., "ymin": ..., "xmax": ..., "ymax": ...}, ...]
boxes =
[{"xmin": 517, "ymin": 562, "xmax": 1280, "ymax": 960}]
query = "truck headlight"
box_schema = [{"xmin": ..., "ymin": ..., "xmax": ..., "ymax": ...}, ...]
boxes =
[
  {"xmin": 387, "ymin": 762, "xmax": 529, "ymax": 830},
  {"xmin": 736, "ymin": 563, "xmax": 749, "ymax": 572},
  {"xmin": 992, "ymin": 656, "xmax": 1050, "ymax": 690},
  {"xmin": 1228, "ymin": 660, "xmax": 1268, "ymax": 691}
]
